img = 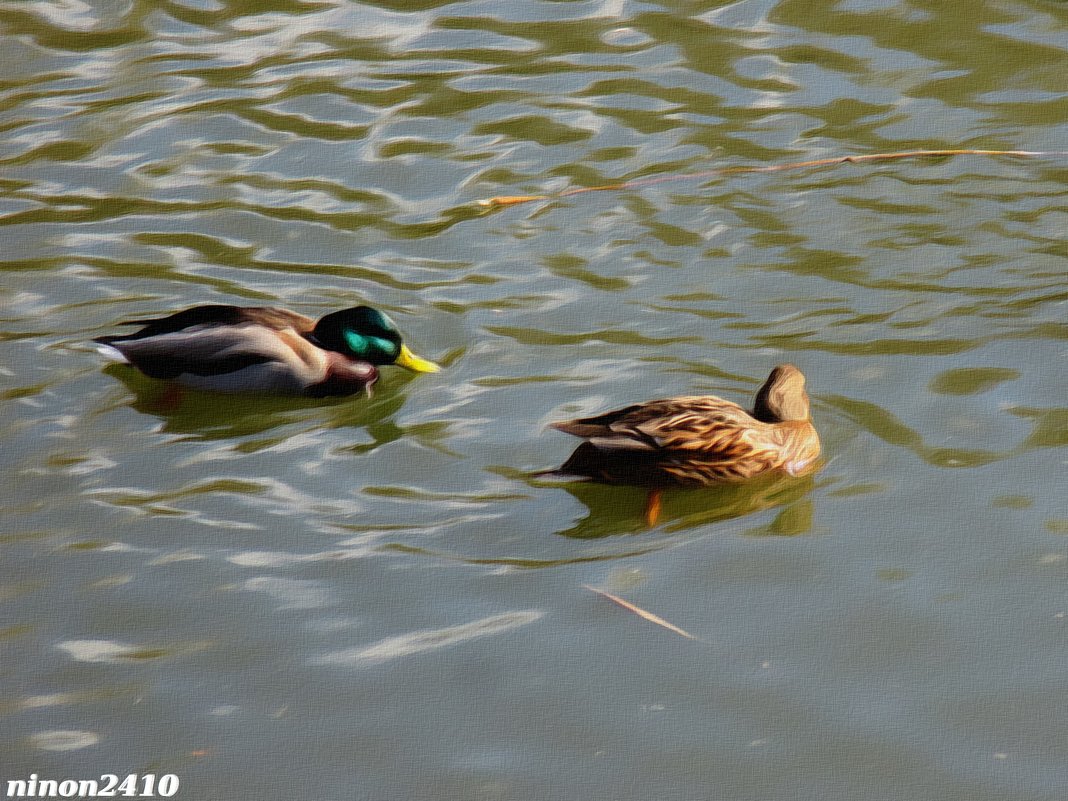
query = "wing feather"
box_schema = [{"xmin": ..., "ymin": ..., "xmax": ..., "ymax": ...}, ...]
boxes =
[
  {"xmin": 95, "ymin": 306, "xmax": 315, "ymax": 343},
  {"xmin": 103, "ymin": 324, "xmax": 327, "ymax": 392},
  {"xmin": 551, "ymin": 394, "xmax": 806, "ymax": 484}
]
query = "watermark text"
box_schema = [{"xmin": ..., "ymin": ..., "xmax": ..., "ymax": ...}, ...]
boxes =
[{"xmin": 6, "ymin": 774, "xmax": 178, "ymax": 798}]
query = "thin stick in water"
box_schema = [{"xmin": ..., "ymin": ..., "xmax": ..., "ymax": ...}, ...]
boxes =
[
  {"xmin": 583, "ymin": 584, "xmax": 695, "ymax": 640},
  {"xmin": 477, "ymin": 148, "xmax": 1068, "ymax": 208}
]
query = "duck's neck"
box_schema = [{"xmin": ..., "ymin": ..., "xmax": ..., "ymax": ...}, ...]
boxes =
[{"xmin": 753, "ymin": 382, "xmax": 809, "ymax": 423}]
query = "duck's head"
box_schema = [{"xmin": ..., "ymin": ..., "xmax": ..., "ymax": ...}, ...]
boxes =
[
  {"xmin": 752, "ymin": 364, "xmax": 810, "ymax": 423},
  {"xmin": 314, "ymin": 306, "xmax": 440, "ymax": 372}
]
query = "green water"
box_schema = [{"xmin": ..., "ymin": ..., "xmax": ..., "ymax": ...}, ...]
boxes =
[{"xmin": 1, "ymin": 0, "xmax": 1067, "ymax": 799}]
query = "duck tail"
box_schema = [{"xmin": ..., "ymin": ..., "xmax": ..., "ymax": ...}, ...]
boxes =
[{"xmin": 93, "ymin": 340, "xmax": 128, "ymax": 361}]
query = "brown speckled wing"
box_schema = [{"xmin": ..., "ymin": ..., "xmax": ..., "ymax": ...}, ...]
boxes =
[{"xmin": 553, "ymin": 395, "xmax": 786, "ymax": 485}]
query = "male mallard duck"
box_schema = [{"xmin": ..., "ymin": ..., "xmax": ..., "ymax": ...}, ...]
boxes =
[
  {"xmin": 94, "ymin": 304, "xmax": 440, "ymax": 397},
  {"xmin": 550, "ymin": 364, "xmax": 820, "ymax": 486}
]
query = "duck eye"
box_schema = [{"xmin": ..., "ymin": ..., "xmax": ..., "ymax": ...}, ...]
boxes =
[{"xmin": 343, "ymin": 330, "xmax": 399, "ymax": 363}]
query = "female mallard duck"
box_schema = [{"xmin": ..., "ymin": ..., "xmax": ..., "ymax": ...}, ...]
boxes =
[
  {"xmin": 94, "ymin": 304, "xmax": 440, "ymax": 397},
  {"xmin": 550, "ymin": 364, "xmax": 820, "ymax": 486}
]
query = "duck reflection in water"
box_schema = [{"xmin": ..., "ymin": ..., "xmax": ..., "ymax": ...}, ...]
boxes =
[
  {"xmin": 548, "ymin": 472, "xmax": 816, "ymax": 538},
  {"xmin": 101, "ymin": 362, "xmax": 414, "ymax": 445},
  {"xmin": 547, "ymin": 365, "xmax": 821, "ymax": 527}
]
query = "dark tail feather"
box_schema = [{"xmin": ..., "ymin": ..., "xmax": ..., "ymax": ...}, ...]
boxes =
[
  {"xmin": 94, "ymin": 316, "xmax": 169, "ymax": 345},
  {"xmin": 532, "ymin": 442, "xmax": 607, "ymax": 480},
  {"xmin": 556, "ymin": 442, "xmax": 609, "ymax": 477},
  {"xmin": 532, "ymin": 467, "xmax": 581, "ymax": 479},
  {"xmin": 548, "ymin": 442, "xmax": 670, "ymax": 486}
]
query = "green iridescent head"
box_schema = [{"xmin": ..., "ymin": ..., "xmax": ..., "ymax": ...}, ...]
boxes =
[{"xmin": 313, "ymin": 306, "xmax": 440, "ymax": 372}]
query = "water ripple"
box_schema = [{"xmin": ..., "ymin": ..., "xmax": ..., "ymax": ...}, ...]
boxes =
[{"xmin": 314, "ymin": 610, "xmax": 543, "ymax": 667}]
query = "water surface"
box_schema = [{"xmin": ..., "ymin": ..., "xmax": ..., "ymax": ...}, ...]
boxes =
[{"xmin": 2, "ymin": 1, "xmax": 1067, "ymax": 799}]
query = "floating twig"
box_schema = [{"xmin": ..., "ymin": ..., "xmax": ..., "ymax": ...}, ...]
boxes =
[
  {"xmin": 477, "ymin": 194, "xmax": 550, "ymax": 207},
  {"xmin": 583, "ymin": 584, "xmax": 695, "ymax": 640},
  {"xmin": 477, "ymin": 148, "xmax": 1068, "ymax": 209}
]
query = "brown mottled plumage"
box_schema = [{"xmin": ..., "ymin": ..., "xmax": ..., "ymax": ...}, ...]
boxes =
[{"xmin": 550, "ymin": 364, "xmax": 820, "ymax": 487}]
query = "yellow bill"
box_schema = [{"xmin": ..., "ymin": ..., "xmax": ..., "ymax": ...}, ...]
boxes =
[{"xmin": 395, "ymin": 344, "xmax": 441, "ymax": 373}]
